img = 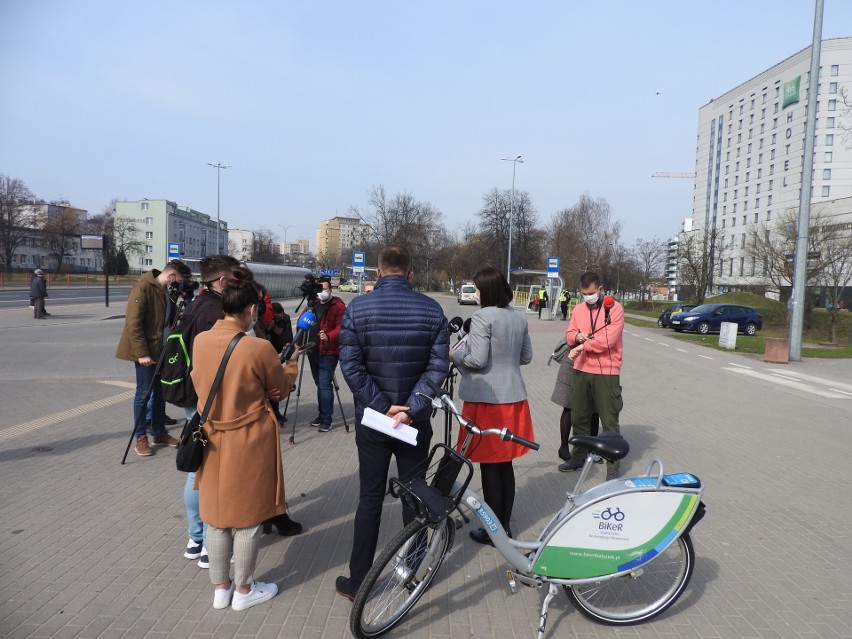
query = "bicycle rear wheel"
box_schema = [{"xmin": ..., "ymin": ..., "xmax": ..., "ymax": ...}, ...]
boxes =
[
  {"xmin": 351, "ymin": 517, "xmax": 454, "ymax": 639},
  {"xmin": 564, "ymin": 533, "xmax": 695, "ymax": 625}
]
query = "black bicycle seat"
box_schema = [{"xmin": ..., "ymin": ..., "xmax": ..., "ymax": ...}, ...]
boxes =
[{"xmin": 568, "ymin": 432, "xmax": 630, "ymax": 462}]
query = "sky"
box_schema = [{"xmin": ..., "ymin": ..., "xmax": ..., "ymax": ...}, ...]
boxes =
[{"xmin": 2, "ymin": 1, "xmax": 851, "ymax": 253}]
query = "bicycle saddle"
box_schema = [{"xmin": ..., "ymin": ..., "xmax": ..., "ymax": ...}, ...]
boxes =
[{"xmin": 568, "ymin": 432, "xmax": 629, "ymax": 462}]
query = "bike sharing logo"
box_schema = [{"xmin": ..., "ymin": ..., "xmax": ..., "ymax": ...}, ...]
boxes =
[
  {"xmin": 591, "ymin": 507, "xmax": 627, "ymax": 538},
  {"xmin": 466, "ymin": 495, "xmax": 499, "ymax": 533}
]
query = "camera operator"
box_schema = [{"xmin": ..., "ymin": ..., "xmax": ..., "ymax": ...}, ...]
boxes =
[
  {"xmin": 115, "ymin": 259, "xmax": 192, "ymax": 457},
  {"xmin": 301, "ymin": 277, "xmax": 345, "ymax": 432},
  {"xmin": 267, "ymin": 302, "xmax": 293, "ymax": 426}
]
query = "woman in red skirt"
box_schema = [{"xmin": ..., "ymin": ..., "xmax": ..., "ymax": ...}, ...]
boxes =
[{"xmin": 451, "ymin": 267, "xmax": 533, "ymax": 544}]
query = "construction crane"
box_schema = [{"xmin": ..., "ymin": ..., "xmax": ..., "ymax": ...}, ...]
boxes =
[{"xmin": 651, "ymin": 172, "xmax": 696, "ymax": 178}]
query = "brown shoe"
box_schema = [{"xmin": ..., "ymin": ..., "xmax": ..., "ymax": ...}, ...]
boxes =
[
  {"xmin": 135, "ymin": 435, "xmax": 154, "ymax": 456},
  {"xmin": 152, "ymin": 433, "xmax": 180, "ymax": 447}
]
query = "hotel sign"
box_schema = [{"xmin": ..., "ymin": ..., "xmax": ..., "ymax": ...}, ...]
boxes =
[{"xmin": 782, "ymin": 76, "xmax": 800, "ymax": 109}]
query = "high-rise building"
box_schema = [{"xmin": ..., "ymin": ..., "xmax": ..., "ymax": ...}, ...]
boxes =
[
  {"xmin": 114, "ymin": 199, "xmax": 226, "ymax": 271},
  {"xmin": 315, "ymin": 216, "xmax": 369, "ymax": 262},
  {"xmin": 690, "ymin": 37, "xmax": 852, "ymax": 292}
]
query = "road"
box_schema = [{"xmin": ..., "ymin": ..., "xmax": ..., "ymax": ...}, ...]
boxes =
[
  {"xmin": 0, "ymin": 295, "xmax": 850, "ymax": 638},
  {"xmin": 0, "ymin": 285, "xmax": 132, "ymax": 309}
]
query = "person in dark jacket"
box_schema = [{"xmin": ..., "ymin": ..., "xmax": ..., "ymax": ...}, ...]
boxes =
[
  {"xmin": 335, "ymin": 245, "xmax": 449, "ymax": 601},
  {"xmin": 30, "ymin": 268, "xmax": 48, "ymax": 319}
]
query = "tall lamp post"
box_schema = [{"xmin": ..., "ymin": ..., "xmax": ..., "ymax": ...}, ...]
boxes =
[
  {"xmin": 500, "ymin": 155, "xmax": 523, "ymax": 280},
  {"xmin": 276, "ymin": 223, "xmax": 294, "ymax": 262},
  {"xmin": 207, "ymin": 162, "xmax": 231, "ymax": 254}
]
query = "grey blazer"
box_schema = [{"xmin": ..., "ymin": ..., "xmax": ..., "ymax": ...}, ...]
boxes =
[{"xmin": 454, "ymin": 305, "xmax": 533, "ymax": 404}]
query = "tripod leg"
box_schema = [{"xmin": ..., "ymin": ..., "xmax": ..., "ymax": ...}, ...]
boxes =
[
  {"xmin": 331, "ymin": 372, "xmax": 350, "ymax": 433},
  {"xmin": 288, "ymin": 350, "xmax": 310, "ymax": 445}
]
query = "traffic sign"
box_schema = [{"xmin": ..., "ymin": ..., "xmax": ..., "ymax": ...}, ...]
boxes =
[
  {"xmin": 168, "ymin": 242, "xmax": 180, "ymax": 259},
  {"xmin": 353, "ymin": 251, "xmax": 365, "ymax": 274},
  {"xmin": 547, "ymin": 257, "xmax": 560, "ymax": 274}
]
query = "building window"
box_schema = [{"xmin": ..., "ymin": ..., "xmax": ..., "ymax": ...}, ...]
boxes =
[
  {"xmin": 831, "ymin": 64, "xmax": 839, "ymax": 76},
  {"xmin": 823, "ymin": 169, "xmax": 831, "ymax": 180},
  {"xmin": 825, "ymin": 152, "xmax": 832, "ymax": 162},
  {"xmin": 767, "ymin": 211, "xmax": 772, "ymax": 221},
  {"xmin": 828, "ymin": 100, "xmax": 836, "ymax": 111},
  {"xmin": 146, "ymin": 245, "xmax": 154, "ymax": 253},
  {"xmin": 145, "ymin": 231, "xmax": 154, "ymax": 239},
  {"xmin": 144, "ymin": 258, "xmax": 153, "ymax": 266},
  {"xmin": 829, "ymin": 82, "xmax": 838, "ymax": 94},
  {"xmin": 826, "ymin": 134, "xmax": 834, "ymax": 146},
  {"xmin": 768, "ymin": 195, "xmax": 773, "ymax": 205},
  {"xmin": 755, "ymin": 213, "xmax": 759, "ymax": 223},
  {"xmin": 771, "ymin": 133, "xmax": 777, "ymax": 144},
  {"xmin": 822, "ymin": 186, "xmax": 831, "ymax": 197},
  {"xmin": 827, "ymin": 117, "xmax": 835, "ymax": 128},
  {"xmin": 145, "ymin": 217, "xmax": 154, "ymax": 226},
  {"xmin": 141, "ymin": 202, "xmax": 149, "ymax": 211}
]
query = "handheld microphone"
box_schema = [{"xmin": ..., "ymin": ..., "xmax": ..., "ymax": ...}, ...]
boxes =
[
  {"xmin": 461, "ymin": 318, "xmax": 471, "ymax": 336},
  {"xmin": 280, "ymin": 310, "xmax": 316, "ymax": 361},
  {"xmin": 448, "ymin": 316, "xmax": 463, "ymax": 334},
  {"xmin": 603, "ymin": 296, "xmax": 615, "ymax": 325}
]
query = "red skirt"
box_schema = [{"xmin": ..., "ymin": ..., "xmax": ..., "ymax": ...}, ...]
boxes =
[{"xmin": 455, "ymin": 400, "xmax": 535, "ymax": 463}]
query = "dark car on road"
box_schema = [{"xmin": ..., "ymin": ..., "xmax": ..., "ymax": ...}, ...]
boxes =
[
  {"xmin": 657, "ymin": 303, "xmax": 697, "ymax": 328},
  {"xmin": 669, "ymin": 303, "xmax": 762, "ymax": 335}
]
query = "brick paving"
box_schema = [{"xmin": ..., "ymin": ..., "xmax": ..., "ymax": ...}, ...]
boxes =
[{"xmin": 0, "ymin": 296, "xmax": 850, "ymax": 638}]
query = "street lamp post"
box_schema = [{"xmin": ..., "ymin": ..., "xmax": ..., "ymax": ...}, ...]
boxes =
[
  {"xmin": 500, "ymin": 156, "xmax": 523, "ymax": 281},
  {"xmin": 208, "ymin": 162, "xmax": 231, "ymax": 254},
  {"xmin": 276, "ymin": 223, "xmax": 294, "ymax": 262}
]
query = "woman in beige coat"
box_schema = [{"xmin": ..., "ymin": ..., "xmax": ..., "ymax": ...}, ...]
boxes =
[{"xmin": 191, "ymin": 266, "xmax": 299, "ymax": 611}]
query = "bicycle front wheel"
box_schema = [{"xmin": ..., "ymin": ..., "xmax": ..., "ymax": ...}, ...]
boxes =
[
  {"xmin": 351, "ymin": 518, "xmax": 455, "ymax": 639},
  {"xmin": 565, "ymin": 532, "xmax": 695, "ymax": 625}
]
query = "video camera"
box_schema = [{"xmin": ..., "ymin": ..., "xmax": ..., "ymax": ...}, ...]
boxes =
[
  {"xmin": 168, "ymin": 279, "xmax": 200, "ymax": 303},
  {"xmin": 297, "ymin": 274, "xmax": 324, "ymax": 304}
]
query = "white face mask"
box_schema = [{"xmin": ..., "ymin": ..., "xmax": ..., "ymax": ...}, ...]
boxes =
[
  {"xmin": 318, "ymin": 290, "xmax": 331, "ymax": 302},
  {"xmin": 582, "ymin": 292, "xmax": 600, "ymax": 306}
]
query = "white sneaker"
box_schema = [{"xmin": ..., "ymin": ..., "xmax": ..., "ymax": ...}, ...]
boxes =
[
  {"xmin": 231, "ymin": 580, "xmax": 278, "ymax": 611},
  {"xmin": 213, "ymin": 580, "xmax": 235, "ymax": 610},
  {"xmin": 184, "ymin": 538, "xmax": 203, "ymax": 560},
  {"xmin": 197, "ymin": 547, "xmax": 209, "ymax": 569}
]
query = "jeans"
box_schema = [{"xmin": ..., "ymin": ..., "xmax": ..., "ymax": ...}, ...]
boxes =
[
  {"xmin": 308, "ymin": 354, "xmax": 338, "ymax": 423},
  {"xmin": 183, "ymin": 408, "xmax": 205, "ymax": 543},
  {"xmin": 134, "ymin": 363, "xmax": 165, "ymax": 437}
]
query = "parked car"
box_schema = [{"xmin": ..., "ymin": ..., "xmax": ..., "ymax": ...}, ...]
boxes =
[
  {"xmin": 657, "ymin": 303, "xmax": 697, "ymax": 328},
  {"xmin": 669, "ymin": 303, "xmax": 762, "ymax": 335},
  {"xmin": 338, "ymin": 280, "xmax": 358, "ymax": 292},
  {"xmin": 457, "ymin": 283, "xmax": 477, "ymax": 305}
]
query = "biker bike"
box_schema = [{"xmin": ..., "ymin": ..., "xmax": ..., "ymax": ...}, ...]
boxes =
[{"xmin": 349, "ymin": 381, "xmax": 706, "ymax": 639}]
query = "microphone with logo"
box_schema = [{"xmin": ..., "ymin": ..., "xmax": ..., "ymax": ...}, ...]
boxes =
[
  {"xmin": 447, "ymin": 316, "xmax": 464, "ymax": 336},
  {"xmin": 280, "ymin": 310, "xmax": 316, "ymax": 362}
]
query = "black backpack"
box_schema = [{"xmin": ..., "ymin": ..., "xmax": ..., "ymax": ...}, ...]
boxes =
[{"xmin": 160, "ymin": 311, "xmax": 200, "ymax": 408}]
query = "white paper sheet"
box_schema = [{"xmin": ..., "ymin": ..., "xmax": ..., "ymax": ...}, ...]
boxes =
[{"xmin": 361, "ymin": 407, "xmax": 419, "ymax": 446}]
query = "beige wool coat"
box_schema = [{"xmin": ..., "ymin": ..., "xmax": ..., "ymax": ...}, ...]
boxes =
[{"xmin": 191, "ymin": 317, "xmax": 298, "ymax": 529}]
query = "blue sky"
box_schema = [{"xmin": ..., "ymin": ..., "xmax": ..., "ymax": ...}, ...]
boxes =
[{"xmin": 2, "ymin": 1, "xmax": 851, "ymax": 252}]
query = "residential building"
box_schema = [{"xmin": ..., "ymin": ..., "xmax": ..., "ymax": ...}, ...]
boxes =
[
  {"xmin": 114, "ymin": 199, "xmax": 226, "ymax": 271},
  {"xmin": 229, "ymin": 229, "xmax": 255, "ymax": 261},
  {"xmin": 689, "ymin": 37, "xmax": 852, "ymax": 293},
  {"xmin": 315, "ymin": 216, "xmax": 369, "ymax": 261}
]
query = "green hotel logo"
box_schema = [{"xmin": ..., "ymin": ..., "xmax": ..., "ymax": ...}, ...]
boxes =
[{"xmin": 783, "ymin": 76, "xmax": 801, "ymax": 108}]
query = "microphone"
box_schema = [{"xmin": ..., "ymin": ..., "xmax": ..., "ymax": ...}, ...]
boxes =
[
  {"xmin": 280, "ymin": 310, "xmax": 316, "ymax": 361},
  {"xmin": 448, "ymin": 316, "xmax": 463, "ymax": 334},
  {"xmin": 603, "ymin": 296, "xmax": 615, "ymax": 324},
  {"xmin": 461, "ymin": 318, "xmax": 471, "ymax": 336}
]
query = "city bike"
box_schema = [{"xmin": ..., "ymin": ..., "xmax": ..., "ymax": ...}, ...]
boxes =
[{"xmin": 349, "ymin": 382, "xmax": 706, "ymax": 639}]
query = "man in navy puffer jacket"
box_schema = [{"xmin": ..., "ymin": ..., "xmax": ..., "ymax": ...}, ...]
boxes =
[{"xmin": 335, "ymin": 245, "xmax": 449, "ymax": 600}]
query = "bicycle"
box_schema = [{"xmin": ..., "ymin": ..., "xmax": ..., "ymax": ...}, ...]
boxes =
[{"xmin": 349, "ymin": 381, "xmax": 706, "ymax": 639}]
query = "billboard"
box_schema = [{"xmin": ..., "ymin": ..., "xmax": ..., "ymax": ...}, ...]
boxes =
[{"xmin": 782, "ymin": 76, "xmax": 800, "ymax": 109}]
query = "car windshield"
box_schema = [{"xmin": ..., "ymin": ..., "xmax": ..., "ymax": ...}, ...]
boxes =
[
  {"xmin": 461, "ymin": 286, "xmax": 476, "ymax": 293},
  {"xmin": 688, "ymin": 304, "xmax": 718, "ymax": 314}
]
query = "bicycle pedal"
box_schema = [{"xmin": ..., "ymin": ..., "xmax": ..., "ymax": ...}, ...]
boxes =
[{"xmin": 506, "ymin": 570, "xmax": 518, "ymax": 595}]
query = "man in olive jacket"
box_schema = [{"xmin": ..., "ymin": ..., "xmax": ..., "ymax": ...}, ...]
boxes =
[{"xmin": 115, "ymin": 259, "xmax": 192, "ymax": 457}]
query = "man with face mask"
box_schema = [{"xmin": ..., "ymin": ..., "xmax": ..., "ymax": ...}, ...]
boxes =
[
  {"xmin": 301, "ymin": 277, "xmax": 346, "ymax": 432},
  {"xmin": 562, "ymin": 271, "xmax": 625, "ymax": 479},
  {"xmin": 116, "ymin": 259, "xmax": 193, "ymax": 457}
]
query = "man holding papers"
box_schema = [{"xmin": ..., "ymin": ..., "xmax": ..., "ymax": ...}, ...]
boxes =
[{"xmin": 336, "ymin": 245, "xmax": 449, "ymax": 601}]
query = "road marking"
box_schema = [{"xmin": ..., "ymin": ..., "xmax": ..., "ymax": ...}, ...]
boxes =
[
  {"xmin": 658, "ymin": 342, "xmax": 669, "ymax": 347},
  {"xmin": 100, "ymin": 380, "xmax": 136, "ymax": 389},
  {"xmin": 764, "ymin": 369, "xmax": 852, "ymax": 394},
  {"xmin": 830, "ymin": 388, "xmax": 852, "ymax": 397},
  {"xmin": 644, "ymin": 337, "xmax": 654, "ymax": 341},
  {"xmin": 0, "ymin": 390, "xmax": 135, "ymax": 444},
  {"xmin": 698, "ymin": 355, "xmax": 714, "ymax": 360},
  {"xmin": 723, "ymin": 367, "xmax": 847, "ymax": 399},
  {"xmin": 676, "ymin": 348, "xmax": 688, "ymax": 353},
  {"xmin": 727, "ymin": 363, "xmax": 752, "ymax": 369}
]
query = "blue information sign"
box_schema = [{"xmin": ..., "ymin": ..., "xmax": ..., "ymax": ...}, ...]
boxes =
[
  {"xmin": 547, "ymin": 257, "xmax": 560, "ymax": 274},
  {"xmin": 320, "ymin": 269, "xmax": 339, "ymax": 276},
  {"xmin": 168, "ymin": 242, "xmax": 181, "ymax": 259},
  {"xmin": 353, "ymin": 251, "xmax": 365, "ymax": 274}
]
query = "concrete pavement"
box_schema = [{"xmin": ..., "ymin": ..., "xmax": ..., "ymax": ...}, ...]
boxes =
[{"xmin": 1, "ymin": 295, "xmax": 851, "ymax": 638}]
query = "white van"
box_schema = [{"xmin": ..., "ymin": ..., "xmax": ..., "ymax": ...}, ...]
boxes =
[{"xmin": 457, "ymin": 283, "xmax": 477, "ymax": 305}]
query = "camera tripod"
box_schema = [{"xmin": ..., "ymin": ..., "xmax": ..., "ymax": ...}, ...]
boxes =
[
  {"xmin": 280, "ymin": 334, "xmax": 350, "ymax": 445},
  {"xmin": 120, "ymin": 295, "xmax": 189, "ymax": 465}
]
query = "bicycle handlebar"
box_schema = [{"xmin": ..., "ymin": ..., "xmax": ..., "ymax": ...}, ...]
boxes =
[{"xmin": 417, "ymin": 384, "xmax": 539, "ymax": 452}]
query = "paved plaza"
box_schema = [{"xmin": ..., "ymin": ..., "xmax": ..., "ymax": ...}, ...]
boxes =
[{"xmin": 1, "ymin": 293, "xmax": 851, "ymax": 639}]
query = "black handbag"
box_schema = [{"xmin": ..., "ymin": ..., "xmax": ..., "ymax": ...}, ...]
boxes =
[{"xmin": 175, "ymin": 332, "xmax": 244, "ymax": 472}]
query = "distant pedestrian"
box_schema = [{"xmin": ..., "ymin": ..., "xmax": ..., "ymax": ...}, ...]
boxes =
[
  {"xmin": 537, "ymin": 287, "xmax": 548, "ymax": 319},
  {"xmin": 549, "ymin": 345, "xmax": 599, "ymax": 471},
  {"xmin": 559, "ymin": 290, "xmax": 570, "ymax": 321},
  {"xmin": 303, "ymin": 277, "xmax": 345, "ymax": 433},
  {"xmin": 30, "ymin": 269, "xmax": 48, "ymax": 319}
]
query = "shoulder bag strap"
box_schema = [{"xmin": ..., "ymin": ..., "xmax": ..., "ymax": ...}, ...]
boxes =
[{"xmin": 198, "ymin": 332, "xmax": 245, "ymax": 425}]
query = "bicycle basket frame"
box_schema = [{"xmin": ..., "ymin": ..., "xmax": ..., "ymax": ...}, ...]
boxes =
[{"xmin": 388, "ymin": 444, "xmax": 474, "ymax": 525}]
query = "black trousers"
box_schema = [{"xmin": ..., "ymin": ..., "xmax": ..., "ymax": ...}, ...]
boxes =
[{"xmin": 349, "ymin": 419, "xmax": 433, "ymax": 584}]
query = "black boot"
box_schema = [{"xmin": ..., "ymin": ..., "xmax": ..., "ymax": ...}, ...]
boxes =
[{"xmin": 262, "ymin": 513, "xmax": 303, "ymax": 536}]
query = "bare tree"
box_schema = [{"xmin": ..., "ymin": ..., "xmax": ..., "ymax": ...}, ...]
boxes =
[
  {"xmin": 478, "ymin": 188, "xmax": 538, "ymax": 274},
  {"xmin": 0, "ymin": 173, "xmax": 36, "ymax": 269},
  {"xmin": 677, "ymin": 228, "xmax": 730, "ymax": 304},
  {"xmin": 251, "ymin": 227, "xmax": 282, "ymax": 264},
  {"xmin": 632, "ymin": 237, "xmax": 668, "ymax": 302},
  {"xmin": 42, "ymin": 208, "xmax": 82, "ymax": 273},
  {"xmin": 818, "ymin": 228, "xmax": 852, "ymax": 343}
]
